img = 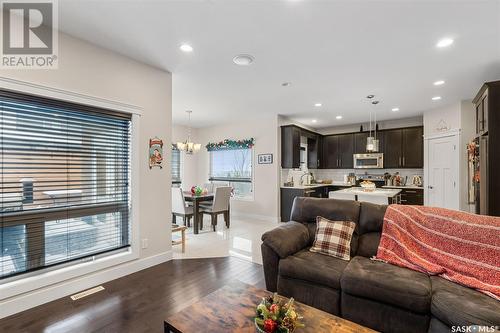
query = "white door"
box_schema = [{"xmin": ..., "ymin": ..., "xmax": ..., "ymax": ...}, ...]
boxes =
[{"xmin": 425, "ymin": 134, "xmax": 459, "ymax": 209}]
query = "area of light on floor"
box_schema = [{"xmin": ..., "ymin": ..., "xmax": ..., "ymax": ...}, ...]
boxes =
[{"xmin": 172, "ymin": 216, "xmax": 280, "ymax": 264}]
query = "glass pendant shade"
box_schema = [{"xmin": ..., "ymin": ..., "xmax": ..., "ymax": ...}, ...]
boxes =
[{"xmin": 366, "ymin": 136, "xmax": 374, "ymax": 152}]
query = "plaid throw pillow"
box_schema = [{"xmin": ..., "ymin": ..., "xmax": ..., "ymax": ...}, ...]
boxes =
[{"xmin": 310, "ymin": 216, "xmax": 356, "ymax": 261}]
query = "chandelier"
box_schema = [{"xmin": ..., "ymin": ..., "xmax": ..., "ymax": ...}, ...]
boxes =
[{"xmin": 176, "ymin": 110, "xmax": 201, "ymax": 154}]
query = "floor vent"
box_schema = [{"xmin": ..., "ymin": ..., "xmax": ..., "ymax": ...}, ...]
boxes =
[{"xmin": 70, "ymin": 286, "xmax": 105, "ymax": 301}]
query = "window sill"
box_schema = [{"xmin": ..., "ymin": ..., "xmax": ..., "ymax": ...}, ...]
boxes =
[{"xmin": 0, "ymin": 247, "xmax": 138, "ymax": 301}]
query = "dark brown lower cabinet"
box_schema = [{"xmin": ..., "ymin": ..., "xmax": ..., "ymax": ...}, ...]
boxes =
[{"xmin": 399, "ymin": 188, "xmax": 424, "ymax": 205}]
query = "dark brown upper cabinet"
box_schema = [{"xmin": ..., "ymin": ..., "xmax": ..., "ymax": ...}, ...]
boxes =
[
  {"xmin": 307, "ymin": 135, "xmax": 320, "ymax": 169},
  {"xmin": 383, "ymin": 127, "xmax": 423, "ymax": 168},
  {"xmin": 354, "ymin": 131, "xmax": 385, "ymax": 154},
  {"xmin": 322, "ymin": 134, "xmax": 354, "ymax": 168},
  {"xmin": 281, "ymin": 126, "xmax": 301, "ymax": 168}
]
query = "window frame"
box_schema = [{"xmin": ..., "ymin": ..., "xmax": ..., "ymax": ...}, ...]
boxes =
[
  {"xmin": 208, "ymin": 148, "xmax": 254, "ymax": 201},
  {"xmin": 0, "ymin": 80, "xmax": 141, "ymax": 299}
]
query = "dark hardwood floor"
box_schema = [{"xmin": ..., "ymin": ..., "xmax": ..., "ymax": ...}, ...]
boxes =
[{"xmin": 0, "ymin": 257, "xmax": 265, "ymax": 333}]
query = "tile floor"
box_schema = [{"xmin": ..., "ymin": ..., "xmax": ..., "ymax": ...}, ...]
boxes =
[{"xmin": 172, "ymin": 215, "xmax": 280, "ymax": 264}]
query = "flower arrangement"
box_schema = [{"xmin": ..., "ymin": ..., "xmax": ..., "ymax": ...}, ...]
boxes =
[
  {"xmin": 254, "ymin": 293, "xmax": 304, "ymax": 333},
  {"xmin": 205, "ymin": 138, "xmax": 255, "ymax": 151}
]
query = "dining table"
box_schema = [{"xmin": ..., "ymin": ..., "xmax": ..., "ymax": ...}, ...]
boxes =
[{"xmin": 183, "ymin": 192, "xmax": 214, "ymax": 234}]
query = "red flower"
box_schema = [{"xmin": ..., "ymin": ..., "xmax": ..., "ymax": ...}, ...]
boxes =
[
  {"xmin": 263, "ymin": 319, "xmax": 277, "ymax": 333},
  {"xmin": 269, "ymin": 303, "xmax": 279, "ymax": 314}
]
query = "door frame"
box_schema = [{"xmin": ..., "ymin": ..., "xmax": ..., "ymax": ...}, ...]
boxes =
[{"xmin": 423, "ymin": 129, "xmax": 460, "ymax": 207}]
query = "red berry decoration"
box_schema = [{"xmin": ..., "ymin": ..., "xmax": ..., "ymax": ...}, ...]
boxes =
[
  {"xmin": 263, "ymin": 319, "xmax": 277, "ymax": 333},
  {"xmin": 269, "ymin": 303, "xmax": 279, "ymax": 314}
]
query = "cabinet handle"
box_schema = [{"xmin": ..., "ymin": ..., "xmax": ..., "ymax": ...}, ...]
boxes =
[
  {"xmin": 405, "ymin": 190, "xmax": 417, "ymax": 193},
  {"xmin": 399, "ymin": 156, "xmax": 402, "ymax": 166},
  {"xmin": 403, "ymin": 156, "xmax": 405, "ymax": 166}
]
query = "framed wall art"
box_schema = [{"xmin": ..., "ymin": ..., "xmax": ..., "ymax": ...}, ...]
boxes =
[
  {"xmin": 258, "ymin": 153, "xmax": 273, "ymax": 164},
  {"xmin": 149, "ymin": 137, "xmax": 164, "ymax": 169}
]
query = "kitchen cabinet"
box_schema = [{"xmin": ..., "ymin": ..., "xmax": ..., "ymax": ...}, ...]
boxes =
[
  {"xmin": 307, "ymin": 135, "xmax": 320, "ymax": 169},
  {"xmin": 280, "ymin": 186, "xmax": 326, "ymax": 222},
  {"xmin": 354, "ymin": 131, "xmax": 385, "ymax": 154},
  {"xmin": 399, "ymin": 188, "xmax": 424, "ymax": 205},
  {"xmin": 281, "ymin": 126, "xmax": 301, "ymax": 168},
  {"xmin": 383, "ymin": 127, "xmax": 423, "ymax": 168},
  {"xmin": 322, "ymin": 134, "xmax": 353, "ymax": 168},
  {"xmin": 476, "ymin": 89, "xmax": 489, "ymax": 136}
]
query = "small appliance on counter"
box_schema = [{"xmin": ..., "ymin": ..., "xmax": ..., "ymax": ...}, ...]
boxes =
[
  {"xmin": 411, "ymin": 175, "xmax": 423, "ymax": 187},
  {"xmin": 356, "ymin": 173, "xmax": 385, "ymax": 187}
]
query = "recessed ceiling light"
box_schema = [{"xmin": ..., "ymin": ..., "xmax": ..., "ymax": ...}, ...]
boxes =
[
  {"xmin": 392, "ymin": 107, "xmax": 400, "ymax": 112},
  {"xmin": 336, "ymin": 115, "xmax": 343, "ymax": 120},
  {"xmin": 366, "ymin": 95, "xmax": 375, "ymax": 99},
  {"xmin": 314, "ymin": 103, "xmax": 322, "ymax": 107},
  {"xmin": 436, "ymin": 38, "xmax": 454, "ymax": 48},
  {"xmin": 432, "ymin": 96, "xmax": 442, "ymax": 101},
  {"xmin": 434, "ymin": 80, "xmax": 445, "ymax": 86},
  {"xmin": 180, "ymin": 44, "xmax": 193, "ymax": 52},
  {"xmin": 281, "ymin": 82, "xmax": 292, "ymax": 87},
  {"xmin": 233, "ymin": 54, "xmax": 254, "ymax": 66},
  {"xmin": 312, "ymin": 119, "xmax": 317, "ymax": 123}
]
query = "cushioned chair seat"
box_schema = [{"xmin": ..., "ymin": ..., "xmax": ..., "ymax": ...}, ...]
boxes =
[
  {"xmin": 430, "ymin": 276, "xmax": 500, "ymax": 326},
  {"xmin": 340, "ymin": 256, "xmax": 431, "ymax": 313},
  {"xmin": 279, "ymin": 249, "xmax": 349, "ymax": 289}
]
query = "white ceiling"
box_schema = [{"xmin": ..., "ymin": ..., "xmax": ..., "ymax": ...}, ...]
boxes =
[{"xmin": 58, "ymin": 0, "xmax": 500, "ymax": 128}]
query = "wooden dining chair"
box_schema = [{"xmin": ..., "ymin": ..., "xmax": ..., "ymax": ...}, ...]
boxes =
[
  {"xmin": 171, "ymin": 187, "xmax": 194, "ymax": 227},
  {"xmin": 200, "ymin": 186, "xmax": 231, "ymax": 231}
]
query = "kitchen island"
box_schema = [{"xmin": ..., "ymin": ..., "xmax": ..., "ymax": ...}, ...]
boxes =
[{"xmin": 331, "ymin": 187, "xmax": 401, "ymax": 204}]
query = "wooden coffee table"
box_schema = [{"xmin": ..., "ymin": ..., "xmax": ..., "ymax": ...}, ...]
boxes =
[{"xmin": 164, "ymin": 281, "xmax": 377, "ymax": 333}]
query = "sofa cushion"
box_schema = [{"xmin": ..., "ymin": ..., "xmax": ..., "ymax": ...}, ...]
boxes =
[
  {"xmin": 279, "ymin": 249, "xmax": 349, "ymax": 289},
  {"xmin": 340, "ymin": 256, "xmax": 431, "ymax": 313},
  {"xmin": 356, "ymin": 232, "xmax": 380, "ymax": 258},
  {"xmin": 290, "ymin": 197, "xmax": 361, "ymax": 256},
  {"xmin": 261, "ymin": 221, "xmax": 310, "ymax": 259},
  {"xmin": 310, "ymin": 217, "xmax": 356, "ymax": 260},
  {"xmin": 358, "ymin": 202, "xmax": 387, "ymax": 235},
  {"xmin": 430, "ymin": 276, "xmax": 500, "ymax": 326}
]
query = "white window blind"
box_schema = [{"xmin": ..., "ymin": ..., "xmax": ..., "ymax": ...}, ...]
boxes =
[
  {"xmin": 209, "ymin": 148, "xmax": 252, "ymax": 199},
  {"xmin": 0, "ymin": 89, "xmax": 131, "ymax": 279}
]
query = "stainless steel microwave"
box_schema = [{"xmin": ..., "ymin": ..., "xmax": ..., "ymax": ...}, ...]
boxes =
[{"xmin": 353, "ymin": 153, "xmax": 384, "ymax": 169}]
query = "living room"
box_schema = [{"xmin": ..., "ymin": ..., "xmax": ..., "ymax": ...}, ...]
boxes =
[{"xmin": 0, "ymin": 1, "xmax": 499, "ymax": 333}]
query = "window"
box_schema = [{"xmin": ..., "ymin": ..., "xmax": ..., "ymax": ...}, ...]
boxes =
[
  {"xmin": 0, "ymin": 89, "xmax": 131, "ymax": 280},
  {"xmin": 209, "ymin": 148, "xmax": 252, "ymax": 199},
  {"xmin": 171, "ymin": 146, "xmax": 181, "ymax": 186}
]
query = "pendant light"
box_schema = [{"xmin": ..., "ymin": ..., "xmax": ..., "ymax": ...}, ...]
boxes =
[
  {"xmin": 371, "ymin": 100, "xmax": 380, "ymax": 152},
  {"xmin": 366, "ymin": 95, "xmax": 375, "ymax": 152},
  {"xmin": 176, "ymin": 110, "xmax": 201, "ymax": 154}
]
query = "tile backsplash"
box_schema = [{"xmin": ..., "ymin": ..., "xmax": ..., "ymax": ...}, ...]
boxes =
[{"xmin": 282, "ymin": 168, "xmax": 424, "ymax": 186}]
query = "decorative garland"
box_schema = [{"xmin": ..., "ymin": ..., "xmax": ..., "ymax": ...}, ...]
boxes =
[{"xmin": 206, "ymin": 138, "xmax": 255, "ymax": 151}]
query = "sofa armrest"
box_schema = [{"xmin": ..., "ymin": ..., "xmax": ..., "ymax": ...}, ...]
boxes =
[
  {"xmin": 260, "ymin": 221, "xmax": 309, "ymax": 292},
  {"xmin": 261, "ymin": 221, "xmax": 310, "ymax": 259}
]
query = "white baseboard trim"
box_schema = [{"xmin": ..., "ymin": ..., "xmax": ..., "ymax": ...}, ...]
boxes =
[
  {"xmin": 231, "ymin": 212, "xmax": 279, "ymax": 223},
  {"xmin": 0, "ymin": 250, "xmax": 172, "ymax": 319}
]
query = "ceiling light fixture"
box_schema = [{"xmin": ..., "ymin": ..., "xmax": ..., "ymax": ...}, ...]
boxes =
[
  {"xmin": 233, "ymin": 54, "xmax": 254, "ymax": 66},
  {"xmin": 176, "ymin": 110, "xmax": 201, "ymax": 154},
  {"xmin": 433, "ymin": 80, "xmax": 445, "ymax": 86},
  {"xmin": 336, "ymin": 115, "xmax": 343, "ymax": 120},
  {"xmin": 312, "ymin": 119, "xmax": 317, "ymax": 123},
  {"xmin": 366, "ymin": 99, "xmax": 380, "ymax": 152},
  {"xmin": 180, "ymin": 44, "xmax": 193, "ymax": 52},
  {"xmin": 281, "ymin": 82, "xmax": 292, "ymax": 87},
  {"xmin": 366, "ymin": 95, "xmax": 375, "ymax": 99},
  {"xmin": 432, "ymin": 96, "xmax": 442, "ymax": 101},
  {"xmin": 436, "ymin": 38, "xmax": 454, "ymax": 48},
  {"xmin": 314, "ymin": 103, "xmax": 322, "ymax": 107},
  {"xmin": 392, "ymin": 107, "xmax": 400, "ymax": 112}
]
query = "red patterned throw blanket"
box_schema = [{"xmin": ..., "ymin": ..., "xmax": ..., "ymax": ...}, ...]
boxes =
[{"xmin": 376, "ymin": 205, "xmax": 500, "ymax": 300}]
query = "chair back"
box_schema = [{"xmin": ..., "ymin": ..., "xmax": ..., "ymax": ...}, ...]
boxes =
[
  {"xmin": 171, "ymin": 187, "xmax": 187, "ymax": 214},
  {"xmin": 203, "ymin": 183, "xmax": 214, "ymax": 193},
  {"xmin": 357, "ymin": 193, "xmax": 389, "ymax": 205},
  {"xmin": 328, "ymin": 191, "xmax": 356, "ymax": 201},
  {"xmin": 212, "ymin": 186, "xmax": 232, "ymax": 212}
]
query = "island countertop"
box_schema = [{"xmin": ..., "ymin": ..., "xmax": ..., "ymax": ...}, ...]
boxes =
[{"xmin": 333, "ymin": 187, "xmax": 401, "ymax": 198}]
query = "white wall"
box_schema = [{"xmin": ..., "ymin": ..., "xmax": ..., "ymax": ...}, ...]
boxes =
[
  {"xmin": 193, "ymin": 115, "xmax": 280, "ymax": 221},
  {"xmin": 0, "ymin": 32, "xmax": 172, "ymax": 317}
]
